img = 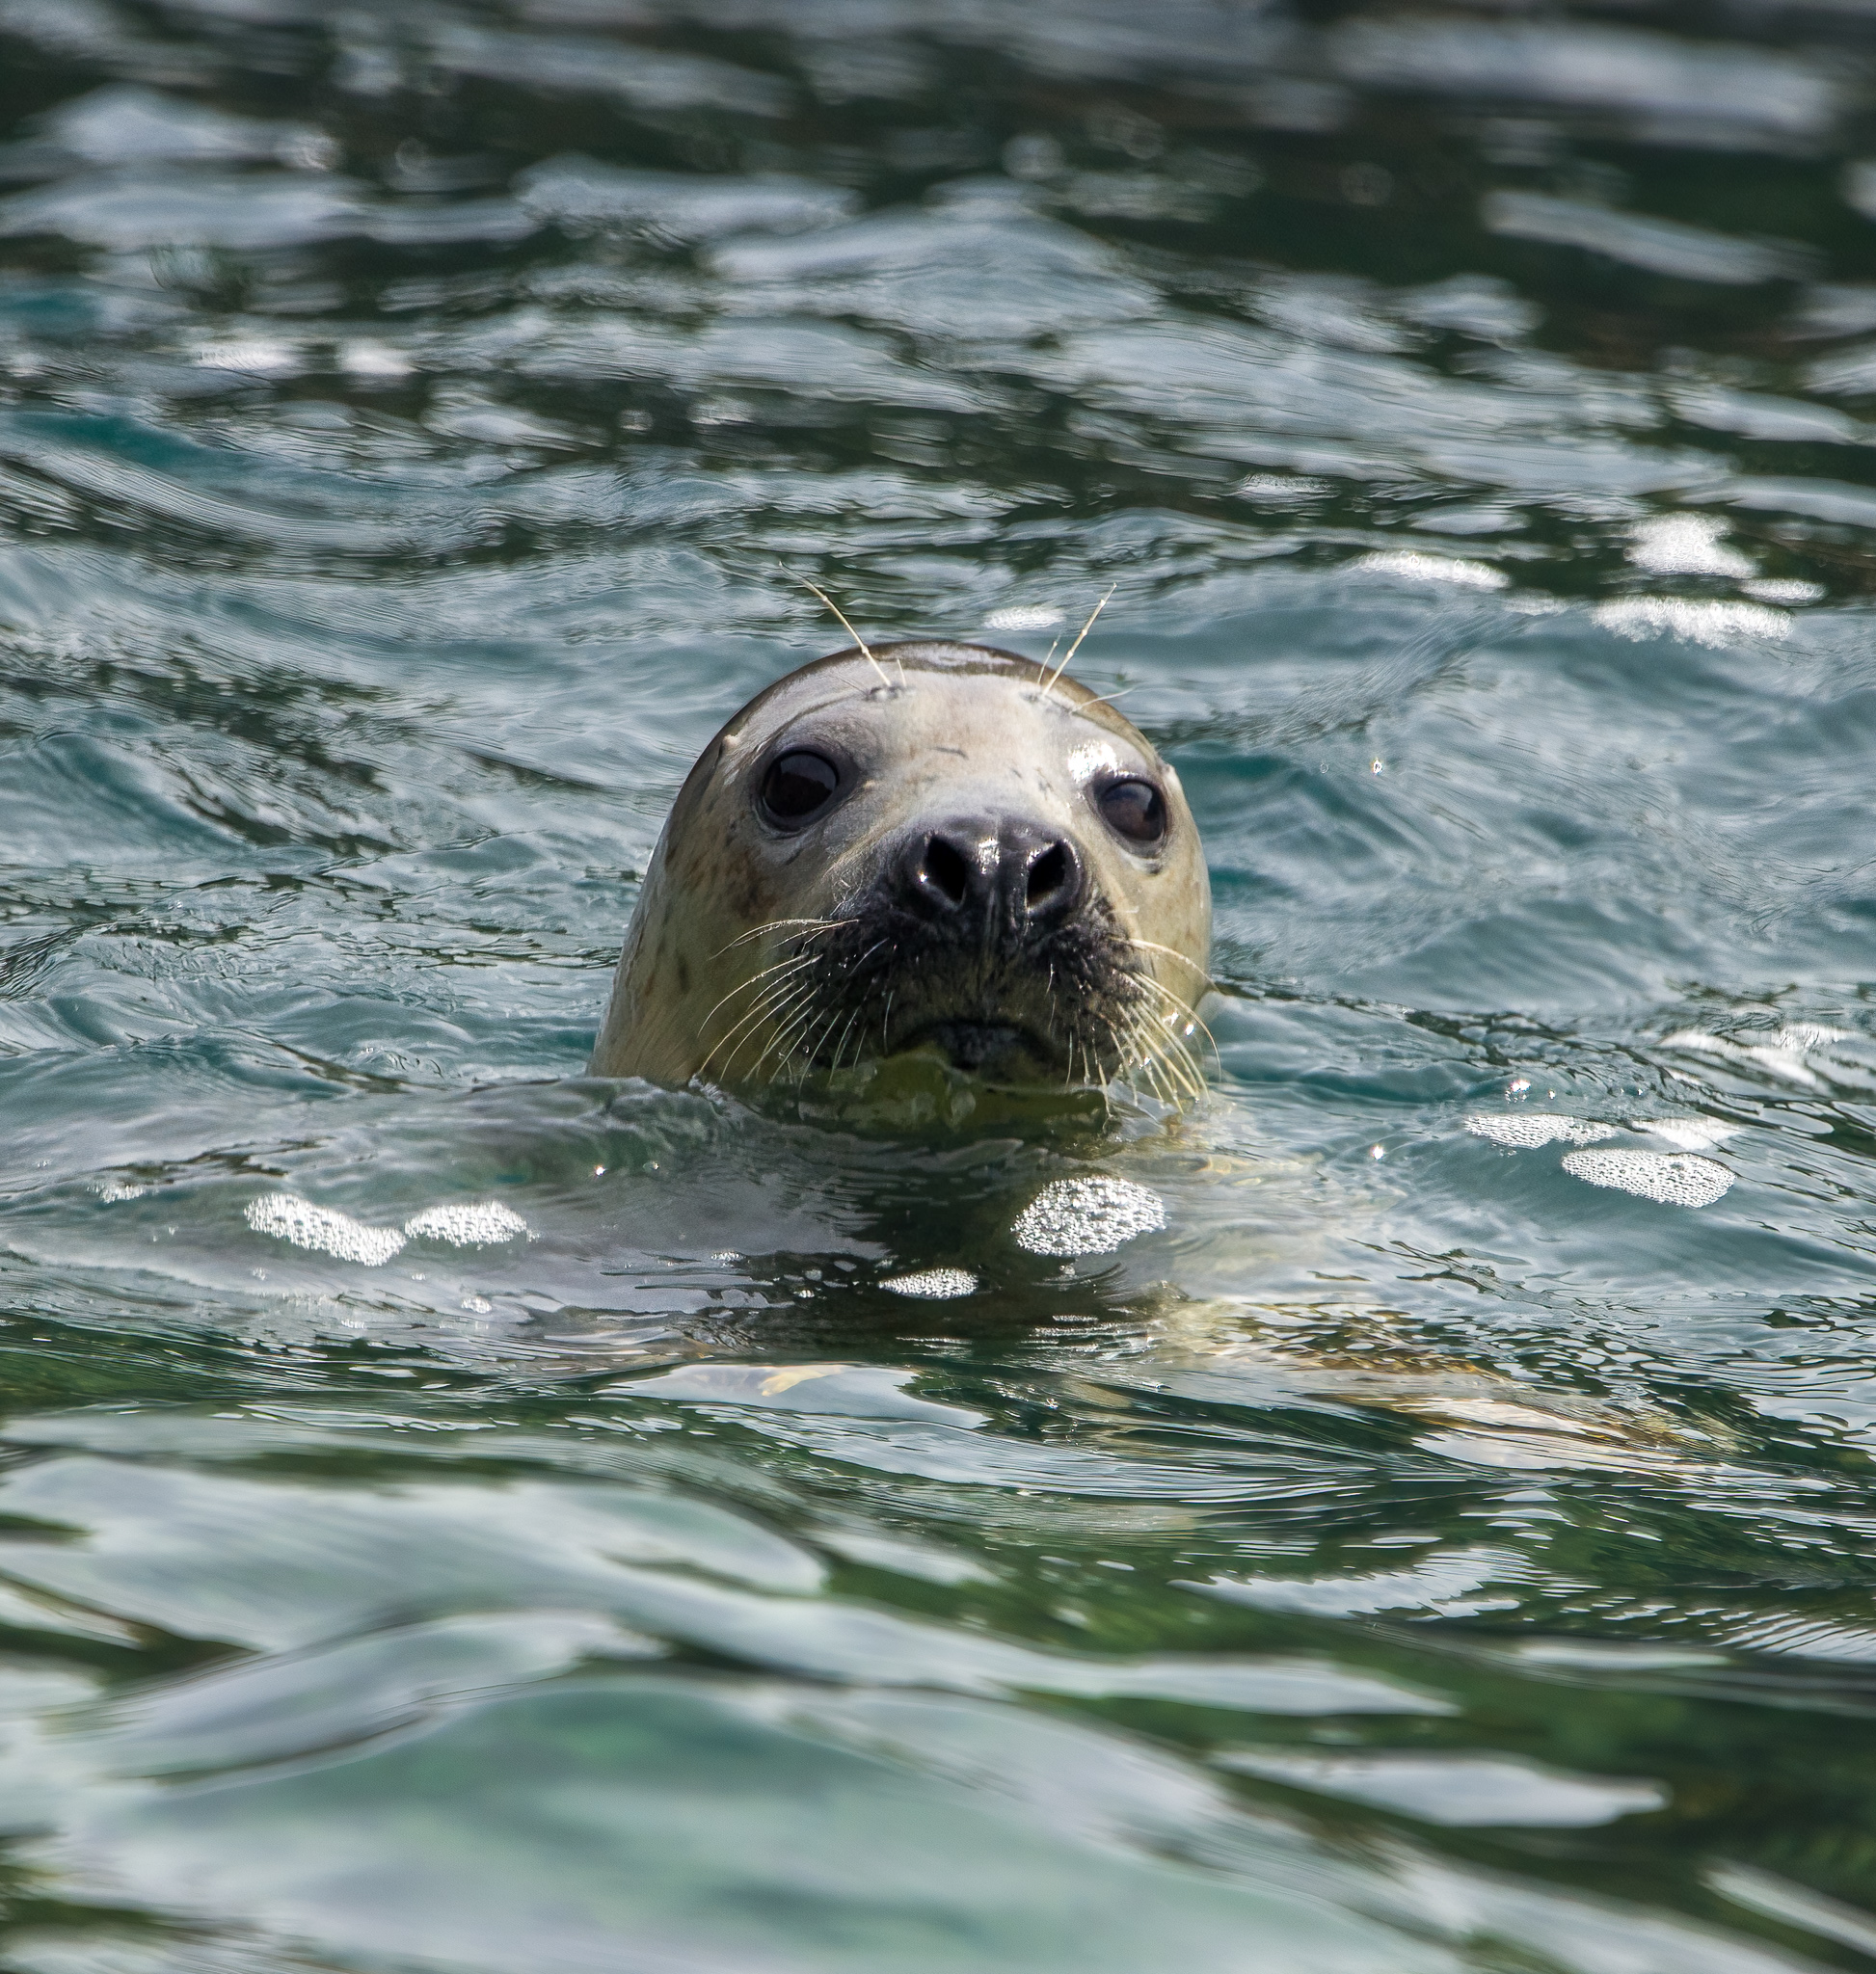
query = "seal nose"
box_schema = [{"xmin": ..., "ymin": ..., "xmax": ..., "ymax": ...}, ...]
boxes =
[{"xmin": 897, "ymin": 819, "xmax": 1085, "ymax": 936}]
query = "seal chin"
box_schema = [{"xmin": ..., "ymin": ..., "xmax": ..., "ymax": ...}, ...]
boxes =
[{"xmin": 899, "ymin": 1019, "xmax": 1062, "ymax": 1079}]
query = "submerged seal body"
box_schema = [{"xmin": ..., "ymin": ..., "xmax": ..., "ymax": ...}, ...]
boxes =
[{"xmin": 590, "ymin": 641, "xmax": 1211, "ymax": 1093}]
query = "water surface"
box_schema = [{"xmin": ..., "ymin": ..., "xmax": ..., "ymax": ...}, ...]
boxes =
[{"xmin": 5, "ymin": 2, "xmax": 1876, "ymax": 1967}]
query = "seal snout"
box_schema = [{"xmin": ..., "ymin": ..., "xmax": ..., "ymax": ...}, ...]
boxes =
[{"xmin": 895, "ymin": 816, "xmax": 1086, "ymax": 941}]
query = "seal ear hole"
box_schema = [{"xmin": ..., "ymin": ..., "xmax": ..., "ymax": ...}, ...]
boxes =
[
  {"xmin": 760, "ymin": 750, "xmax": 841, "ymax": 827},
  {"xmin": 1097, "ymin": 778, "xmax": 1167, "ymax": 848}
]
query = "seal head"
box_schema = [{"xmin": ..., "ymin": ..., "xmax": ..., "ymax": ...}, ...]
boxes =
[{"xmin": 590, "ymin": 641, "xmax": 1211, "ymax": 1093}]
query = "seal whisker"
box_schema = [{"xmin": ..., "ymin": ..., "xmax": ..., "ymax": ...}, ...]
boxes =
[
  {"xmin": 832, "ymin": 994, "xmax": 871, "ymax": 1074},
  {"xmin": 817, "ymin": 939, "xmax": 893, "ymax": 1073},
  {"xmin": 753, "ymin": 987, "xmax": 831, "ymax": 1080},
  {"xmin": 1120, "ymin": 964, "xmax": 1219, "ymax": 1074},
  {"xmin": 720, "ymin": 986, "xmax": 812, "ymax": 1081},
  {"xmin": 734, "ymin": 951, "xmax": 822, "ymax": 997},
  {"xmin": 702, "ymin": 957, "xmax": 819, "ymax": 1045},
  {"xmin": 708, "ymin": 975, "xmax": 816, "ymax": 1080},
  {"xmin": 1120, "ymin": 936, "xmax": 1213, "ymax": 984},
  {"xmin": 717, "ymin": 917, "xmax": 848, "ymax": 957},
  {"xmin": 1130, "ymin": 1000, "xmax": 1203, "ymax": 1099},
  {"xmin": 777, "ymin": 996, "xmax": 839, "ymax": 1080},
  {"xmin": 743, "ymin": 990, "xmax": 817, "ymax": 1080},
  {"xmin": 828, "ymin": 999, "xmax": 869, "ymax": 1074},
  {"xmin": 1112, "ymin": 993, "xmax": 1199, "ymax": 1104},
  {"xmin": 1115, "ymin": 1010, "xmax": 1166, "ymax": 1103},
  {"xmin": 788, "ymin": 1006, "xmax": 842, "ymax": 1082},
  {"xmin": 785, "ymin": 570, "xmax": 900, "ymax": 690},
  {"xmin": 1034, "ymin": 629, "xmax": 1064, "ymax": 689},
  {"xmin": 1044, "ymin": 583, "xmax": 1115, "ymax": 693},
  {"xmin": 699, "ymin": 953, "xmax": 818, "ymax": 1035},
  {"xmin": 816, "ymin": 1009, "xmax": 851, "ymax": 1077}
]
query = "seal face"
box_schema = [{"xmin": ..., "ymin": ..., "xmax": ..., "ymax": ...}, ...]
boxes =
[{"xmin": 589, "ymin": 641, "xmax": 1211, "ymax": 1094}]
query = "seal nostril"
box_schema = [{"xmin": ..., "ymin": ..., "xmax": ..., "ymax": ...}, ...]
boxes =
[
  {"xmin": 921, "ymin": 836, "xmax": 971, "ymax": 910},
  {"xmin": 1026, "ymin": 843, "xmax": 1069, "ymax": 912}
]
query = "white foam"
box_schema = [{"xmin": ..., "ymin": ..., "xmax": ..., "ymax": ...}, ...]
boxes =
[
  {"xmin": 403, "ymin": 1202, "xmax": 529, "ymax": 1246},
  {"xmin": 1012, "ymin": 1177, "xmax": 1166, "ymax": 1256},
  {"xmin": 1466, "ymin": 1113, "xmax": 1614, "ymax": 1148},
  {"xmin": 1237, "ymin": 473, "xmax": 1331, "ymax": 502},
  {"xmin": 192, "ymin": 337, "xmax": 300, "ymax": 375},
  {"xmin": 1626, "ymin": 515, "xmax": 1754, "ymax": 577},
  {"xmin": 245, "ymin": 1194, "xmax": 407, "ymax": 1266},
  {"xmin": 93, "ymin": 1182, "xmax": 149, "ymax": 1202},
  {"xmin": 1593, "ymin": 598, "xmax": 1790, "ymax": 646},
  {"xmin": 1351, "ymin": 549, "xmax": 1507, "ymax": 590},
  {"xmin": 338, "ymin": 339, "xmax": 415, "ymax": 378},
  {"xmin": 880, "ymin": 1267, "xmax": 978, "ymax": 1299},
  {"xmin": 1561, "ymin": 1149, "xmax": 1733, "ymax": 1209},
  {"xmin": 982, "ymin": 604, "xmax": 1063, "ymax": 630},
  {"xmin": 1742, "ymin": 578, "xmax": 1825, "ymax": 605}
]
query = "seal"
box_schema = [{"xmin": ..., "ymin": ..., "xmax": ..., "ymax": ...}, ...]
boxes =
[{"xmin": 589, "ymin": 641, "xmax": 1211, "ymax": 1094}]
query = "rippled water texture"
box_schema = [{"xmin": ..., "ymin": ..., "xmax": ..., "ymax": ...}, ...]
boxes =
[{"xmin": 7, "ymin": 2, "xmax": 1876, "ymax": 1968}]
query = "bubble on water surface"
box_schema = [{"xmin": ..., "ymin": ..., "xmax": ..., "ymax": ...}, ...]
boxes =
[
  {"xmin": 1593, "ymin": 599, "xmax": 1791, "ymax": 645},
  {"xmin": 1560, "ymin": 1149, "xmax": 1733, "ymax": 1208},
  {"xmin": 880, "ymin": 1268, "xmax": 978, "ymax": 1298},
  {"xmin": 403, "ymin": 1202, "xmax": 529, "ymax": 1246},
  {"xmin": 245, "ymin": 1194, "xmax": 406, "ymax": 1266},
  {"xmin": 1350, "ymin": 548, "xmax": 1507, "ymax": 589},
  {"xmin": 1466, "ymin": 1113, "xmax": 1614, "ymax": 1147},
  {"xmin": 1011, "ymin": 1178, "xmax": 1166, "ymax": 1256}
]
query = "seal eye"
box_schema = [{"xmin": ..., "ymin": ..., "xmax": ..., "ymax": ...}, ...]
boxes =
[
  {"xmin": 1098, "ymin": 777, "xmax": 1166, "ymax": 848},
  {"xmin": 760, "ymin": 750, "xmax": 841, "ymax": 827}
]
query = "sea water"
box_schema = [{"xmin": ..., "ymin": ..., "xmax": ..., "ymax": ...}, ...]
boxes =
[{"xmin": 4, "ymin": 4, "xmax": 1876, "ymax": 1967}]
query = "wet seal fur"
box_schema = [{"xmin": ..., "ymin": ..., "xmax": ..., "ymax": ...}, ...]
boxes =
[{"xmin": 590, "ymin": 641, "xmax": 1212, "ymax": 1094}]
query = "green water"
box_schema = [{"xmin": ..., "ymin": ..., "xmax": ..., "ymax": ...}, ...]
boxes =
[{"xmin": 5, "ymin": 3, "xmax": 1876, "ymax": 1967}]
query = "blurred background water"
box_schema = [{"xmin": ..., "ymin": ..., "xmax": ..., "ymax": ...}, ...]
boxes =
[{"xmin": 6, "ymin": 0, "xmax": 1876, "ymax": 1967}]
